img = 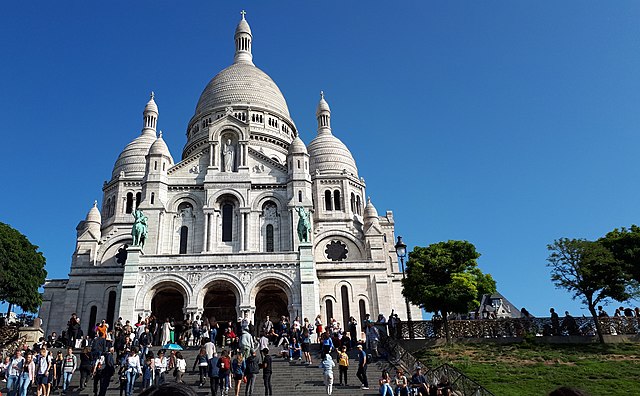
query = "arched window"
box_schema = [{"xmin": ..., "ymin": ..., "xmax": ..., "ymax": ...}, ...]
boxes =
[
  {"xmin": 298, "ymin": 191, "xmax": 303, "ymax": 203},
  {"xmin": 266, "ymin": 224, "xmax": 274, "ymax": 252},
  {"xmin": 105, "ymin": 198, "xmax": 111, "ymax": 218},
  {"xmin": 179, "ymin": 226, "xmax": 188, "ymax": 254},
  {"xmin": 110, "ymin": 199, "xmax": 115, "ymax": 218},
  {"xmin": 356, "ymin": 195, "xmax": 362, "ymax": 215},
  {"xmin": 341, "ymin": 285, "xmax": 350, "ymax": 325},
  {"xmin": 359, "ymin": 300, "xmax": 367, "ymax": 329},
  {"xmin": 350, "ymin": 193, "xmax": 355, "ymax": 213},
  {"xmin": 135, "ymin": 192, "xmax": 142, "ymax": 209},
  {"xmin": 334, "ymin": 190, "xmax": 341, "ymax": 211},
  {"xmin": 154, "ymin": 161, "xmax": 158, "ymax": 171},
  {"xmin": 125, "ymin": 193, "xmax": 134, "ymax": 214},
  {"xmin": 324, "ymin": 190, "xmax": 332, "ymax": 211},
  {"xmin": 326, "ymin": 300, "xmax": 334, "ymax": 326},
  {"xmin": 106, "ymin": 291, "xmax": 116, "ymax": 328},
  {"xmin": 150, "ymin": 193, "xmax": 155, "ymax": 205},
  {"xmin": 88, "ymin": 306, "xmax": 97, "ymax": 336},
  {"xmin": 222, "ymin": 204, "xmax": 233, "ymax": 242}
]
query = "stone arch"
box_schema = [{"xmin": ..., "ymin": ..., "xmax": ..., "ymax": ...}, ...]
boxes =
[
  {"xmin": 333, "ymin": 280, "xmax": 355, "ymax": 303},
  {"xmin": 195, "ymin": 276, "xmax": 244, "ymax": 324},
  {"xmin": 248, "ymin": 273, "xmax": 295, "ymax": 307},
  {"xmin": 251, "ymin": 191, "xmax": 286, "ymax": 212},
  {"xmin": 250, "ymin": 276, "xmax": 294, "ymax": 329},
  {"xmin": 137, "ymin": 275, "xmax": 192, "ymax": 313},
  {"xmin": 314, "ymin": 231, "xmax": 366, "ymax": 262},
  {"xmin": 207, "ymin": 189, "xmax": 246, "ymax": 208},
  {"xmin": 167, "ymin": 193, "xmax": 204, "ymax": 213},
  {"xmin": 97, "ymin": 235, "xmax": 133, "ymax": 265},
  {"xmin": 210, "ymin": 123, "xmax": 247, "ymax": 142},
  {"xmin": 194, "ymin": 275, "xmax": 245, "ymax": 310}
]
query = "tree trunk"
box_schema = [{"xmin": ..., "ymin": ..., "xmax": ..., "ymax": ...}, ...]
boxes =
[
  {"xmin": 442, "ymin": 310, "xmax": 451, "ymax": 344},
  {"xmin": 6, "ymin": 303, "xmax": 13, "ymax": 316},
  {"xmin": 588, "ymin": 302, "xmax": 605, "ymax": 344}
]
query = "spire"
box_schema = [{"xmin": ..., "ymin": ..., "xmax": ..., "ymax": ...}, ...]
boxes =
[
  {"xmin": 142, "ymin": 91, "xmax": 158, "ymax": 134},
  {"xmin": 316, "ymin": 91, "xmax": 331, "ymax": 134},
  {"xmin": 234, "ymin": 10, "xmax": 253, "ymax": 65}
]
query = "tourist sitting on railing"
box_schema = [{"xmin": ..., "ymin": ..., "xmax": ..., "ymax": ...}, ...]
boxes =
[
  {"xmin": 410, "ymin": 367, "xmax": 429, "ymax": 395},
  {"xmin": 436, "ymin": 375, "xmax": 452, "ymax": 396},
  {"xmin": 378, "ymin": 369, "xmax": 393, "ymax": 396},
  {"xmin": 561, "ymin": 311, "xmax": 580, "ymax": 336}
]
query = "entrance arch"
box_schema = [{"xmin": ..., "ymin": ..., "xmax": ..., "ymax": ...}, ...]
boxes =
[
  {"xmin": 151, "ymin": 287, "xmax": 185, "ymax": 322},
  {"xmin": 253, "ymin": 280, "xmax": 291, "ymax": 332},
  {"xmin": 203, "ymin": 280, "xmax": 238, "ymax": 324}
]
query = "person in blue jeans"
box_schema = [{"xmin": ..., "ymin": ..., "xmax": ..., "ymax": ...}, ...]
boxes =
[
  {"xmin": 6, "ymin": 350, "xmax": 24, "ymax": 396},
  {"xmin": 356, "ymin": 345, "xmax": 369, "ymax": 390},
  {"xmin": 18, "ymin": 352, "xmax": 35, "ymax": 396},
  {"xmin": 124, "ymin": 349, "xmax": 142, "ymax": 396}
]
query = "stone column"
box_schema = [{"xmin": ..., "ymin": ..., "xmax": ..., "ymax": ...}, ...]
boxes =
[
  {"xmin": 117, "ymin": 246, "xmax": 142, "ymax": 324},
  {"xmin": 202, "ymin": 211, "xmax": 209, "ymax": 253},
  {"xmin": 298, "ymin": 243, "xmax": 319, "ymax": 321}
]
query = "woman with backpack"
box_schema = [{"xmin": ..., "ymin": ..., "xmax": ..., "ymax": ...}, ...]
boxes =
[
  {"xmin": 61, "ymin": 347, "xmax": 77, "ymax": 394},
  {"xmin": 231, "ymin": 353, "xmax": 245, "ymax": 396},
  {"xmin": 217, "ymin": 350, "xmax": 231, "ymax": 395},
  {"xmin": 192, "ymin": 347, "xmax": 209, "ymax": 387},
  {"xmin": 78, "ymin": 347, "xmax": 92, "ymax": 391}
]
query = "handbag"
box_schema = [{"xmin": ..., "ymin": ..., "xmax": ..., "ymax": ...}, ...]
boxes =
[{"xmin": 242, "ymin": 376, "xmax": 247, "ymax": 383}]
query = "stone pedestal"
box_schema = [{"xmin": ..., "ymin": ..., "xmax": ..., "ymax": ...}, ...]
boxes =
[
  {"xmin": 117, "ymin": 246, "xmax": 142, "ymax": 323},
  {"xmin": 19, "ymin": 326, "xmax": 44, "ymax": 345},
  {"xmin": 298, "ymin": 242, "xmax": 319, "ymax": 321}
]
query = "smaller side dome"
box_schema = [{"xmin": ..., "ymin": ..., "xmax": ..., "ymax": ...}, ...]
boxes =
[
  {"xmin": 86, "ymin": 201, "xmax": 102, "ymax": 224},
  {"xmin": 363, "ymin": 197, "xmax": 379, "ymax": 220},
  {"xmin": 148, "ymin": 132, "xmax": 174, "ymax": 164},
  {"xmin": 288, "ymin": 136, "xmax": 308, "ymax": 155}
]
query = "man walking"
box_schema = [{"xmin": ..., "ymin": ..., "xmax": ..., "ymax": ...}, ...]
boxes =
[
  {"xmin": 261, "ymin": 348, "xmax": 272, "ymax": 396},
  {"xmin": 355, "ymin": 345, "xmax": 369, "ymax": 390},
  {"xmin": 6, "ymin": 350, "xmax": 24, "ymax": 396}
]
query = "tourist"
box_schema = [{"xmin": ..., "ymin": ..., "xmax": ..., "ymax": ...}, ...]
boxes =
[
  {"xmin": 53, "ymin": 350, "xmax": 64, "ymax": 392},
  {"xmin": 79, "ymin": 346, "xmax": 93, "ymax": 390},
  {"xmin": 321, "ymin": 332, "xmax": 334, "ymax": 361},
  {"xmin": 261, "ymin": 316, "xmax": 273, "ymax": 340},
  {"xmin": 99, "ymin": 347, "xmax": 116, "ymax": 396},
  {"xmin": 355, "ymin": 344, "xmax": 369, "ymax": 390},
  {"xmin": 394, "ymin": 369, "xmax": 409, "ymax": 396},
  {"xmin": 301, "ymin": 328, "xmax": 313, "ymax": 365},
  {"xmin": 6, "ymin": 349, "xmax": 24, "ymax": 396},
  {"xmin": 18, "ymin": 352, "xmax": 35, "ymax": 396},
  {"xmin": 410, "ymin": 367, "xmax": 429, "ymax": 395},
  {"xmin": 244, "ymin": 350, "xmax": 260, "ymax": 396},
  {"xmin": 365, "ymin": 323, "xmax": 380, "ymax": 357},
  {"xmin": 289, "ymin": 337, "xmax": 301, "ymax": 361},
  {"xmin": 319, "ymin": 353, "xmax": 335, "ymax": 395},
  {"xmin": 204, "ymin": 336, "xmax": 217, "ymax": 361},
  {"xmin": 35, "ymin": 346, "xmax": 53, "ymax": 396},
  {"xmin": 258, "ymin": 332, "xmax": 269, "ymax": 357},
  {"xmin": 207, "ymin": 352, "xmax": 220, "ymax": 396},
  {"xmin": 231, "ymin": 353, "xmax": 245, "ymax": 396},
  {"xmin": 66, "ymin": 314, "xmax": 80, "ymax": 348},
  {"xmin": 210, "ymin": 317, "xmax": 219, "ymax": 346},
  {"xmin": 141, "ymin": 353, "xmax": 154, "ymax": 390},
  {"xmin": 378, "ymin": 369, "xmax": 393, "ymax": 396},
  {"xmin": 436, "ymin": 375, "xmax": 452, "ymax": 396},
  {"xmin": 124, "ymin": 348, "xmax": 142, "ymax": 396},
  {"xmin": 154, "ymin": 350, "xmax": 167, "ymax": 386},
  {"xmin": 96, "ymin": 320, "xmax": 108, "ymax": 339},
  {"xmin": 217, "ymin": 350, "xmax": 231, "ymax": 395},
  {"xmin": 260, "ymin": 348, "xmax": 272, "ymax": 396},
  {"xmin": 240, "ymin": 330, "xmax": 253, "ymax": 359},
  {"xmin": 139, "ymin": 327, "xmax": 152, "ymax": 359},
  {"xmin": 562, "ymin": 311, "xmax": 579, "ymax": 336},
  {"xmin": 174, "ymin": 352, "xmax": 186, "ymax": 384},
  {"xmin": 337, "ymin": 346, "xmax": 348, "ymax": 386},
  {"xmin": 192, "ymin": 348, "xmax": 209, "ymax": 387},
  {"xmin": 348, "ymin": 317, "xmax": 358, "ymax": 349},
  {"xmin": 314, "ymin": 315, "xmax": 323, "ymax": 343},
  {"xmin": 161, "ymin": 319, "xmax": 172, "ymax": 346},
  {"xmin": 550, "ymin": 308, "xmax": 560, "ymax": 336},
  {"xmin": 61, "ymin": 347, "xmax": 77, "ymax": 394},
  {"xmin": 92, "ymin": 349, "xmax": 105, "ymax": 396}
]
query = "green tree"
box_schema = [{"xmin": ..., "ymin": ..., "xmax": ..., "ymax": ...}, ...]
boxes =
[
  {"xmin": 402, "ymin": 240, "xmax": 494, "ymax": 343},
  {"xmin": 599, "ymin": 225, "xmax": 640, "ymax": 285},
  {"xmin": 0, "ymin": 222, "xmax": 47, "ymax": 314},
  {"xmin": 547, "ymin": 238, "xmax": 630, "ymax": 343}
]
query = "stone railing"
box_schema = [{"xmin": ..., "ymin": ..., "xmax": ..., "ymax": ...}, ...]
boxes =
[
  {"xmin": 393, "ymin": 316, "xmax": 640, "ymax": 339},
  {"xmin": 380, "ymin": 330, "xmax": 495, "ymax": 396}
]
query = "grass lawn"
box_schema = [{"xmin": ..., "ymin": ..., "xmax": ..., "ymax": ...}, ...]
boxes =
[{"xmin": 414, "ymin": 342, "xmax": 640, "ymax": 395}]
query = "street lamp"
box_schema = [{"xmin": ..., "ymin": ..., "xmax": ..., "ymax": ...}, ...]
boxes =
[{"xmin": 395, "ymin": 236, "xmax": 414, "ymax": 338}]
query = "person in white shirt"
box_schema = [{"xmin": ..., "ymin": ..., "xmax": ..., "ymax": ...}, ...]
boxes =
[
  {"xmin": 174, "ymin": 352, "xmax": 186, "ymax": 384},
  {"xmin": 153, "ymin": 350, "xmax": 167, "ymax": 386},
  {"xmin": 124, "ymin": 349, "xmax": 142, "ymax": 396},
  {"xmin": 6, "ymin": 350, "xmax": 25, "ymax": 396}
]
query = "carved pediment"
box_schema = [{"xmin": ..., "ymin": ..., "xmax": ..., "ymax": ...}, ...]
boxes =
[{"xmin": 248, "ymin": 148, "xmax": 287, "ymax": 177}]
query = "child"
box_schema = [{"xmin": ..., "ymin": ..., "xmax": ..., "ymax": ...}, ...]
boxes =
[{"xmin": 337, "ymin": 346, "xmax": 349, "ymax": 386}]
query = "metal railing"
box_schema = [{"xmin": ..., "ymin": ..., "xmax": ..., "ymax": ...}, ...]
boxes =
[
  {"xmin": 391, "ymin": 316, "xmax": 640, "ymax": 339},
  {"xmin": 379, "ymin": 330, "xmax": 495, "ymax": 396}
]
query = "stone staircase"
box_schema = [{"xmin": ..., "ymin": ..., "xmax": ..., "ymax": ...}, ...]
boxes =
[{"xmin": 1, "ymin": 344, "xmax": 386, "ymax": 396}]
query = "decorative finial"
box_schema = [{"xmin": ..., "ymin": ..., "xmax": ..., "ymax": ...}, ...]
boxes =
[
  {"xmin": 158, "ymin": 130, "xmax": 163, "ymax": 138},
  {"xmin": 93, "ymin": 200, "xmax": 98, "ymax": 207},
  {"xmin": 367, "ymin": 196, "xmax": 371, "ymax": 203},
  {"xmin": 320, "ymin": 90, "xmax": 324, "ymax": 100},
  {"xmin": 150, "ymin": 91, "xmax": 155, "ymax": 100},
  {"xmin": 240, "ymin": 10, "xmax": 246, "ymax": 19}
]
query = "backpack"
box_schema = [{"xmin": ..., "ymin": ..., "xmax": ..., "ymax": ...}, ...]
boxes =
[
  {"xmin": 248, "ymin": 358, "xmax": 259, "ymax": 375},
  {"xmin": 366, "ymin": 353, "xmax": 373, "ymax": 363}
]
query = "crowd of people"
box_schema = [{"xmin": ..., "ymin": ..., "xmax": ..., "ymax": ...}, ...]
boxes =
[{"xmin": 2, "ymin": 310, "xmax": 418, "ymax": 396}]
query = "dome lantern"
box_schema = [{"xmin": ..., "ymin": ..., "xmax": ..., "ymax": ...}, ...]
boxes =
[
  {"xmin": 234, "ymin": 10, "xmax": 253, "ymax": 65},
  {"xmin": 316, "ymin": 91, "xmax": 331, "ymax": 135},
  {"xmin": 143, "ymin": 91, "xmax": 158, "ymax": 132}
]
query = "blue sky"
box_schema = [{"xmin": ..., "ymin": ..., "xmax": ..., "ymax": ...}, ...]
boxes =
[{"xmin": 1, "ymin": 1, "xmax": 639, "ymax": 317}]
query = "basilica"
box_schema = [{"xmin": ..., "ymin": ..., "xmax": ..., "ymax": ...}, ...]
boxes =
[{"xmin": 40, "ymin": 13, "xmax": 421, "ymax": 335}]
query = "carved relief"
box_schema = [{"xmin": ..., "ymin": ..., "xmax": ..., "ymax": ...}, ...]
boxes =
[
  {"xmin": 239, "ymin": 271, "xmax": 253, "ymax": 285},
  {"xmin": 187, "ymin": 272, "xmax": 202, "ymax": 284}
]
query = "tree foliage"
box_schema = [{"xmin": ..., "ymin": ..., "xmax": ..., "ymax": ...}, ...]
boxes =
[
  {"xmin": 402, "ymin": 240, "xmax": 495, "ymax": 342},
  {"xmin": 547, "ymin": 238, "xmax": 630, "ymax": 343},
  {"xmin": 0, "ymin": 222, "xmax": 47, "ymax": 313},
  {"xmin": 599, "ymin": 225, "xmax": 640, "ymax": 284}
]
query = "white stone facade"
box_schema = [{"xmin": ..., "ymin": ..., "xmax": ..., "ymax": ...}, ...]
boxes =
[{"xmin": 40, "ymin": 13, "xmax": 421, "ymax": 336}]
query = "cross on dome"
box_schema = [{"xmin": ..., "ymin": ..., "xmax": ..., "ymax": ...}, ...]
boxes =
[
  {"xmin": 320, "ymin": 90, "xmax": 324, "ymax": 99},
  {"xmin": 150, "ymin": 91, "xmax": 155, "ymax": 100},
  {"xmin": 240, "ymin": 10, "xmax": 246, "ymax": 19}
]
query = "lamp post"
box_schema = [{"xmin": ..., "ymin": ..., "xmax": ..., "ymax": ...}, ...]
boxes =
[{"xmin": 395, "ymin": 236, "xmax": 414, "ymax": 339}]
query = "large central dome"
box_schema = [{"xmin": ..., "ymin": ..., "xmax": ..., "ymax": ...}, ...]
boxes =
[{"xmin": 194, "ymin": 62, "xmax": 290, "ymax": 119}]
